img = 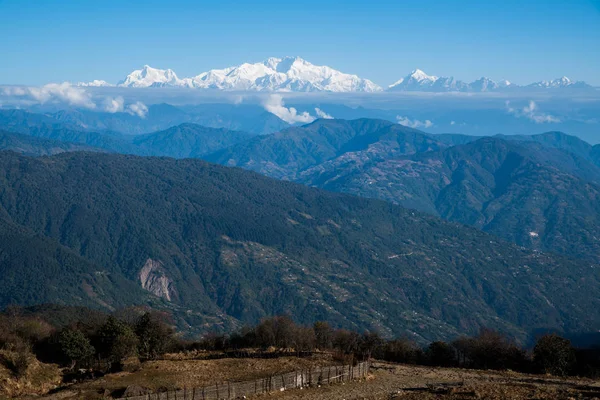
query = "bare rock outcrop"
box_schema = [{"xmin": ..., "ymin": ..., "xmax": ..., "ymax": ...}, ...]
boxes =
[{"xmin": 138, "ymin": 259, "xmax": 176, "ymax": 301}]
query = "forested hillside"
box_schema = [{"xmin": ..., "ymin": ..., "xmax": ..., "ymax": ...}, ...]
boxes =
[
  {"xmin": 0, "ymin": 110, "xmax": 257, "ymax": 158},
  {"xmin": 204, "ymin": 119, "xmax": 600, "ymax": 261},
  {"xmin": 0, "ymin": 151, "xmax": 598, "ymax": 342}
]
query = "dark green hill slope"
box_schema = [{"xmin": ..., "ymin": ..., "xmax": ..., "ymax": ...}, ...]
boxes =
[
  {"xmin": 0, "ymin": 151, "xmax": 598, "ymax": 342},
  {"xmin": 496, "ymin": 131, "xmax": 597, "ymax": 164},
  {"xmin": 0, "ymin": 110, "xmax": 256, "ymax": 159},
  {"xmin": 205, "ymin": 118, "xmax": 402, "ymax": 179},
  {"xmin": 298, "ymin": 137, "xmax": 600, "ymax": 260},
  {"xmin": 0, "ymin": 130, "xmax": 104, "ymax": 156},
  {"xmin": 0, "ymin": 217, "xmax": 143, "ymax": 309},
  {"xmin": 132, "ymin": 123, "xmax": 254, "ymax": 158},
  {"xmin": 204, "ymin": 119, "xmax": 600, "ymax": 261}
]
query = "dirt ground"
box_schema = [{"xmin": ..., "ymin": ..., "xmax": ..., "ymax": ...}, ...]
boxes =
[
  {"xmin": 37, "ymin": 354, "xmax": 335, "ymax": 399},
  {"xmin": 30, "ymin": 358, "xmax": 600, "ymax": 400},
  {"xmin": 267, "ymin": 362, "xmax": 600, "ymax": 400}
]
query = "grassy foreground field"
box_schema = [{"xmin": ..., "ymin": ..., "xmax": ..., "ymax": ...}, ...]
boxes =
[{"xmin": 24, "ymin": 355, "xmax": 600, "ymax": 400}]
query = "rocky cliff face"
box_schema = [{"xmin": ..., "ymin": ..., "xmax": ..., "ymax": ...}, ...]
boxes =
[{"xmin": 138, "ymin": 259, "xmax": 176, "ymax": 301}]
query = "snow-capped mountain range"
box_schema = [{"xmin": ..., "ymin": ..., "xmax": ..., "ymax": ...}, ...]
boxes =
[
  {"xmin": 388, "ymin": 69, "xmax": 593, "ymax": 92},
  {"xmin": 104, "ymin": 57, "xmax": 381, "ymax": 92},
  {"xmin": 76, "ymin": 58, "xmax": 595, "ymax": 93}
]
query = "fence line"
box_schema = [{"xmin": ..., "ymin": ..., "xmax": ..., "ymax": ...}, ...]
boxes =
[{"xmin": 121, "ymin": 361, "xmax": 370, "ymax": 400}]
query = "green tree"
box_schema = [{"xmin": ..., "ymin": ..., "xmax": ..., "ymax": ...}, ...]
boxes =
[
  {"xmin": 57, "ymin": 327, "xmax": 95, "ymax": 369},
  {"xmin": 95, "ymin": 317, "xmax": 138, "ymax": 366},
  {"xmin": 534, "ymin": 334, "xmax": 576, "ymax": 377},
  {"xmin": 135, "ymin": 313, "xmax": 173, "ymax": 360}
]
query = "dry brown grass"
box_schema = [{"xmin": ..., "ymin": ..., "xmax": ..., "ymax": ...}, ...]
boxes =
[
  {"xmin": 61, "ymin": 353, "xmax": 334, "ymax": 397},
  {"xmin": 267, "ymin": 362, "xmax": 600, "ymax": 400},
  {"xmin": 0, "ymin": 351, "xmax": 61, "ymax": 398},
  {"xmin": 25, "ymin": 357, "xmax": 600, "ymax": 400}
]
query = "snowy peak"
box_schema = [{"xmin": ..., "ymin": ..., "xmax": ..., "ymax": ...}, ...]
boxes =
[
  {"xmin": 389, "ymin": 69, "xmax": 443, "ymax": 91},
  {"xmin": 78, "ymin": 61, "xmax": 593, "ymax": 93},
  {"xmin": 470, "ymin": 77, "xmax": 499, "ymax": 92},
  {"xmin": 388, "ymin": 70, "xmax": 593, "ymax": 92},
  {"xmin": 118, "ymin": 65, "xmax": 186, "ymax": 88},
  {"xmin": 410, "ymin": 69, "xmax": 438, "ymax": 82},
  {"xmin": 188, "ymin": 56, "xmax": 382, "ymax": 92},
  {"xmin": 528, "ymin": 76, "xmax": 581, "ymax": 89},
  {"xmin": 112, "ymin": 57, "xmax": 381, "ymax": 92}
]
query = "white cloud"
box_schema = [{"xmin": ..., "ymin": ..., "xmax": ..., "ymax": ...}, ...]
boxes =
[
  {"xmin": 262, "ymin": 94, "xmax": 315, "ymax": 124},
  {"xmin": 0, "ymin": 84, "xmax": 150, "ymax": 118},
  {"xmin": 396, "ymin": 115, "xmax": 433, "ymax": 129},
  {"xmin": 126, "ymin": 101, "xmax": 149, "ymax": 118},
  {"xmin": 450, "ymin": 121, "xmax": 456, "ymax": 125},
  {"xmin": 2, "ymin": 83, "xmax": 96, "ymax": 109},
  {"xmin": 2, "ymin": 87, "xmax": 27, "ymax": 96},
  {"xmin": 27, "ymin": 82, "xmax": 97, "ymax": 109},
  {"xmin": 103, "ymin": 96, "xmax": 125, "ymax": 113},
  {"xmin": 315, "ymin": 107, "xmax": 333, "ymax": 119},
  {"xmin": 506, "ymin": 100, "xmax": 561, "ymax": 124},
  {"xmin": 232, "ymin": 95, "xmax": 245, "ymax": 105}
]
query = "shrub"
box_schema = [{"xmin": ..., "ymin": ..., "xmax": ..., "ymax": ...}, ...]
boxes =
[
  {"xmin": 534, "ymin": 334, "xmax": 576, "ymax": 376},
  {"xmin": 313, "ymin": 321, "xmax": 333, "ymax": 350},
  {"xmin": 457, "ymin": 329, "xmax": 528, "ymax": 371},
  {"xmin": 1, "ymin": 350, "xmax": 31, "ymax": 378},
  {"xmin": 383, "ymin": 338, "xmax": 423, "ymax": 364},
  {"xmin": 427, "ymin": 341, "xmax": 457, "ymax": 367}
]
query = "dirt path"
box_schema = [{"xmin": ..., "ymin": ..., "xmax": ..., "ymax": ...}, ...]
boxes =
[{"xmin": 266, "ymin": 363, "xmax": 600, "ymax": 400}]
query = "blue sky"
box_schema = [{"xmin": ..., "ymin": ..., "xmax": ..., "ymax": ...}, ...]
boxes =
[{"xmin": 1, "ymin": 0, "xmax": 599, "ymax": 86}]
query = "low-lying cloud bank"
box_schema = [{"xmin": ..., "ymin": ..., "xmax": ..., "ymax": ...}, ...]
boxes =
[
  {"xmin": 505, "ymin": 100, "xmax": 561, "ymax": 124},
  {"xmin": 396, "ymin": 115, "xmax": 434, "ymax": 128},
  {"xmin": 261, "ymin": 95, "xmax": 336, "ymax": 124},
  {"xmin": 262, "ymin": 94, "xmax": 315, "ymax": 124},
  {"xmin": 1, "ymin": 83, "xmax": 149, "ymax": 118}
]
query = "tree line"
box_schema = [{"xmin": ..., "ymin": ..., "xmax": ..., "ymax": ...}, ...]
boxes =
[
  {"xmin": 1, "ymin": 310, "xmax": 599, "ymax": 380},
  {"xmin": 0, "ymin": 309, "xmax": 174, "ymax": 377},
  {"xmin": 194, "ymin": 316, "xmax": 600, "ymax": 378}
]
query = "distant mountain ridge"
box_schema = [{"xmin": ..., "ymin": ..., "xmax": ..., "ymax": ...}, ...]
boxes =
[
  {"xmin": 75, "ymin": 58, "xmax": 595, "ymax": 92},
  {"xmin": 3, "ymin": 109, "xmax": 600, "ymax": 264},
  {"xmin": 388, "ymin": 69, "xmax": 594, "ymax": 92},
  {"xmin": 204, "ymin": 118, "xmax": 600, "ymax": 262},
  {"xmin": 0, "ymin": 110, "xmax": 258, "ymax": 158},
  {"xmin": 0, "ymin": 105, "xmax": 290, "ymax": 136}
]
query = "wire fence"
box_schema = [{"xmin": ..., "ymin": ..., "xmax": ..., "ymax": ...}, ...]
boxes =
[{"xmin": 120, "ymin": 361, "xmax": 371, "ymax": 400}]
